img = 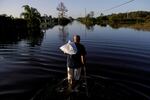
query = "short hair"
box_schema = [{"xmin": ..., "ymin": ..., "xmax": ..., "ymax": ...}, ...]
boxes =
[
  {"xmin": 75, "ymin": 35, "xmax": 80, "ymax": 40},
  {"xmin": 73, "ymin": 35, "xmax": 80, "ymax": 42}
]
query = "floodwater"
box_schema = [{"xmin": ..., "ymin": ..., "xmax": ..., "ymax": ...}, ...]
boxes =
[{"xmin": 0, "ymin": 21, "xmax": 150, "ymax": 100}]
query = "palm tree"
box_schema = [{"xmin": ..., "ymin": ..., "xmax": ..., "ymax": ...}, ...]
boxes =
[{"xmin": 20, "ymin": 5, "xmax": 41, "ymax": 28}]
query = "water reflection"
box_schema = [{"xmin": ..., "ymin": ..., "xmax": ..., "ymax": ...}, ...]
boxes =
[
  {"xmin": 0, "ymin": 30, "xmax": 21, "ymax": 44},
  {"xmin": 0, "ymin": 28, "xmax": 45, "ymax": 47},
  {"xmin": 0, "ymin": 21, "xmax": 150, "ymax": 100},
  {"xmin": 80, "ymin": 21, "xmax": 150, "ymax": 32},
  {"xmin": 26, "ymin": 29, "xmax": 44, "ymax": 47},
  {"xmin": 58, "ymin": 26, "xmax": 69, "ymax": 43},
  {"xmin": 85, "ymin": 24, "xmax": 94, "ymax": 31},
  {"xmin": 98, "ymin": 23, "xmax": 107, "ymax": 27}
]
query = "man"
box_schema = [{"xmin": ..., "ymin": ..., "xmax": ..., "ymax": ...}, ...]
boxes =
[{"xmin": 67, "ymin": 35, "xmax": 87, "ymax": 89}]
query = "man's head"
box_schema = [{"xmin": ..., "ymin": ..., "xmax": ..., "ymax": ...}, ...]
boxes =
[{"xmin": 73, "ymin": 35, "xmax": 80, "ymax": 43}]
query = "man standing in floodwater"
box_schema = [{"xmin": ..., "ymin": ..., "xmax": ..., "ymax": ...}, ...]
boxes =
[{"xmin": 67, "ymin": 35, "xmax": 87, "ymax": 89}]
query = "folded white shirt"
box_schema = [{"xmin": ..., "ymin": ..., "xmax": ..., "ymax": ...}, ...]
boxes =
[{"xmin": 60, "ymin": 40, "xmax": 77, "ymax": 55}]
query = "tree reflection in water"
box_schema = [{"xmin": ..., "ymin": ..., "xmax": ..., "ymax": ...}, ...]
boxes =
[
  {"xmin": 85, "ymin": 24, "xmax": 94, "ymax": 31},
  {"xmin": 58, "ymin": 26, "xmax": 69, "ymax": 43},
  {"xmin": 0, "ymin": 28, "xmax": 45, "ymax": 47}
]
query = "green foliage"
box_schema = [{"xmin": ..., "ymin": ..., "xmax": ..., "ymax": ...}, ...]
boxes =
[
  {"xmin": 107, "ymin": 11, "xmax": 150, "ymax": 24},
  {"xmin": 77, "ymin": 17, "xmax": 96, "ymax": 26},
  {"xmin": 96, "ymin": 16, "xmax": 109, "ymax": 25},
  {"xmin": 0, "ymin": 15, "xmax": 27, "ymax": 31},
  {"xmin": 21, "ymin": 5, "xmax": 41, "ymax": 28},
  {"xmin": 52, "ymin": 17, "xmax": 71, "ymax": 26},
  {"xmin": 78, "ymin": 11, "xmax": 150, "ymax": 27}
]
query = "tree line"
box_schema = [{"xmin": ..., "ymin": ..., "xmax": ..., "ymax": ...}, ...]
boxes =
[
  {"xmin": 77, "ymin": 11, "xmax": 150, "ymax": 26},
  {"xmin": 0, "ymin": 2, "xmax": 73, "ymax": 33},
  {"xmin": 0, "ymin": 2, "xmax": 73, "ymax": 44}
]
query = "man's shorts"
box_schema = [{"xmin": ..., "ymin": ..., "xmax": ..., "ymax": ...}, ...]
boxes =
[{"xmin": 67, "ymin": 67, "xmax": 81, "ymax": 81}]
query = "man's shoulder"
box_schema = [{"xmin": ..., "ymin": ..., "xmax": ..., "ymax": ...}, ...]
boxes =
[
  {"xmin": 76, "ymin": 43, "xmax": 86, "ymax": 54},
  {"xmin": 76, "ymin": 43, "xmax": 84, "ymax": 47},
  {"xmin": 76, "ymin": 43, "xmax": 85, "ymax": 49}
]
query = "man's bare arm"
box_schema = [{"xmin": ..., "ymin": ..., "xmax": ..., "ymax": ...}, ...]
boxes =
[{"xmin": 81, "ymin": 55, "xmax": 86, "ymax": 65}]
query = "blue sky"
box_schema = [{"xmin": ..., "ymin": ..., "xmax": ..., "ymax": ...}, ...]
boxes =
[{"xmin": 0, "ymin": 0, "xmax": 150, "ymax": 18}]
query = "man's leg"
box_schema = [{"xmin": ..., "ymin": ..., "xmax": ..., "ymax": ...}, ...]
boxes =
[
  {"xmin": 67, "ymin": 67, "xmax": 73, "ymax": 85},
  {"xmin": 72, "ymin": 67, "xmax": 82, "ymax": 91},
  {"xmin": 74, "ymin": 67, "xmax": 81, "ymax": 81}
]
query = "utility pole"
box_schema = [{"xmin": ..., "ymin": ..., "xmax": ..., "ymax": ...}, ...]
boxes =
[
  {"xmin": 127, "ymin": 12, "xmax": 129, "ymax": 19},
  {"xmin": 85, "ymin": 8, "xmax": 86, "ymax": 17},
  {"xmin": 85, "ymin": 8, "xmax": 87, "ymax": 22}
]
